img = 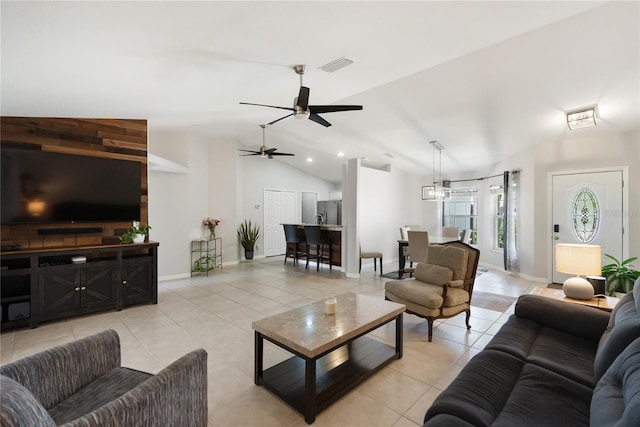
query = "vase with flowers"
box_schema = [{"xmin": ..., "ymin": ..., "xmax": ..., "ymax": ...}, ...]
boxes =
[{"xmin": 202, "ymin": 217, "xmax": 221, "ymax": 240}]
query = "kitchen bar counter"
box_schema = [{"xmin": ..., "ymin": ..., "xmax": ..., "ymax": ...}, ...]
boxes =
[{"xmin": 283, "ymin": 224, "xmax": 342, "ymax": 267}]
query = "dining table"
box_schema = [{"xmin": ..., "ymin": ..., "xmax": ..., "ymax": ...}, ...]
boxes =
[{"xmin": 397, "ymin": 235, "xmax": 460, "ymax": 271}]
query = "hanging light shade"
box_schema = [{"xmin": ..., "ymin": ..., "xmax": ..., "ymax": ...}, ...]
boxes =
[{"xmin": 422, "ymin": 141, "xmax": 451, "ymax": 201}]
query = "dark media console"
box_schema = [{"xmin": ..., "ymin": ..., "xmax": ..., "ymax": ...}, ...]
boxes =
[{"xmin": 0, "ymin": 242, "xmax": 158, "ymax": 330}]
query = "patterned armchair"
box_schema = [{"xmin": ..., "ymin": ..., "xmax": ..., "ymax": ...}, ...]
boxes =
[
  {"xmin": 0, "ymin": 329, "xmax": 207, "ymax": 426},
  {"xmin": 385, "ymin": 241, "xmax": 480, "ymax": 341}
]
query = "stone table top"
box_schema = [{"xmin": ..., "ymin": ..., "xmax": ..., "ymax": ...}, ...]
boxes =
[{"xmin": 252, "ymin": 292, "xmax": 405, "ymax": 358}]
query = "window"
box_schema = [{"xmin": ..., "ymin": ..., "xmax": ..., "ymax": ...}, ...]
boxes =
[{"xmin": 444, "ymin": 190, "xmax": 478, "ymax": 244}]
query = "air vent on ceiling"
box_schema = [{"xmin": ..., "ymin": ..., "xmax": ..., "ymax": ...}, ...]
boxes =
[{"xmin": 319, "ymin": 57, "xmax": 354, "ymax": 73}]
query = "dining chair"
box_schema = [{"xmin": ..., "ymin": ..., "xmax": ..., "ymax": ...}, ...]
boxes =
[
  {"xmin": 399, "ymin": 230, "xmax": 429, "ymax": 279},
  {"xmin": 399, "ymin": 226, "xmax": 411, "ymax": 240},
  {"xmin": 360, "ymin": 244, "xmax": 383, "ymax": 276},
  {"xmin": 461, "ymin": 229, "xmax": 472, "ymax": 244},
  {"xmin": 441, "ymin": 226, "xmax": 460, "ymax": 238}
]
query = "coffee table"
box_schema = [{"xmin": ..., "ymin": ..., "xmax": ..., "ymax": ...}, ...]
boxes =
[{"xmin": 252, "ymin": 292, "xmax": 405, "ymax": 424}]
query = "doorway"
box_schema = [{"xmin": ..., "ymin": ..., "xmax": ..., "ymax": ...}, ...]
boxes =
[
  {"xmin": 550, "ymin": 168, "xmax": 625, "ymax": 284},
  {"xmin": 264, "ymin": 189, "xmax": 297, "ymax": 257}
]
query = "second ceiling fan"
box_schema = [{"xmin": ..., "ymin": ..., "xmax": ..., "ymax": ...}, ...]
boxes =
[
  {"xmin": 240, "ymin": 64, "xmax": 363, "ymax": 127},
  {"xmin": 238, "ymin": 124, "xmax": 294, "ymax": 159}
]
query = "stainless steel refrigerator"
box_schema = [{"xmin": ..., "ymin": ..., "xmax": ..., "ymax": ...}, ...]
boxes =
[{"xmin": 317, "ymin": 200, "xmax": 342, "ymax": 225}]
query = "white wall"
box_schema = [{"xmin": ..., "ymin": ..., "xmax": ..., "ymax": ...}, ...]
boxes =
[
  {"xmin": 358, "ymin": 164, "xmax": 423, "ymax": 269},
  {"xmin": 148, "ymin": 130, "xmax": 209, "ymax": 280}
]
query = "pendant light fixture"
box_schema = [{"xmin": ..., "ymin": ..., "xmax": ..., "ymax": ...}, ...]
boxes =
[{"xmin": 422, "ymin": 140, "xmax": 451, "ymax": 201}]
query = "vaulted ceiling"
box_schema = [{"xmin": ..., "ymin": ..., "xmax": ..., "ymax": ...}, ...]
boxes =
[{"xmin": 2, "ymin": 1, "xmax": 638, "ymax": 183}]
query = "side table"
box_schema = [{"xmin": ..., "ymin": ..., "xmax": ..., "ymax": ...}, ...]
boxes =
[
  {"xmin": 191, "ymin": 238, "xmax": 222, "ymax": 276},
  {"xmin": 529, "ymin": 287, "xmax": 619, "ymax": 312}
]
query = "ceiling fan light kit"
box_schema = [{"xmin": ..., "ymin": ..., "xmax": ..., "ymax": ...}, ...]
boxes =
[
  {"xmin": 240, "ymin": 64, "xmax": 362, "ymax": 128},
  {"xmin": 567, "ymin": 106, "xmax": 597, "ymax": 130}
]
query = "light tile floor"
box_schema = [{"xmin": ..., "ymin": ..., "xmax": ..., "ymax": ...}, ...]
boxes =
[{"xmin": 1, "ymin": 257, "xmax": 540, "ymax": 426}]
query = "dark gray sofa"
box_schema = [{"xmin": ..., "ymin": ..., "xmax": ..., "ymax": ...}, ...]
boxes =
[
  {"xmin": 0, "ymin": 329, "xmax": 208, "ymax": 426},
  {"xmin": 423, "ymin": 278, "xmax": 640, "ymax": 427}
]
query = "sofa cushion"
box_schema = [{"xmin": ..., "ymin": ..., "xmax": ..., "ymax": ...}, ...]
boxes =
[
  {"xmin": 415, "ymin": 263, "xmax": 453, "ymax": 286},
  {"xmin": 386, "ymin": 280, "xmax": 443, "ymax": 309},
  {"xmin": 0, "ymin": 375, "xmax": 56, "ymax": 427},
  {"xmin": 425, "ymin": 349, "xmax": 524, "ymax": 427},
  {"xmin": 427, "ymin": 245, "xmax": 468, "ymax": 281},
  {"xmin": 591, "ymin": 336, "xmax": 640, "ymax": 427},
  {"xmin": 515, "ymin": 294, "xmax": 609, "ymax": 342},
  {"xmin": 594, "ymin": 286, "xmax": 639, "ymax": 383},
  {"xmin": 48, "ymin": 367, "xmax": 152, "ymax": 425},
  {"xmin": 423, "ymin": 349, "xmax": 593, "ymax": 427},
  {"xmin": 486, "ymin": 314, "xmax": 598, "ymax": 387},
  {"xmin": 489, "ymin": 363, "xmax": 592, "ymax": 427}
]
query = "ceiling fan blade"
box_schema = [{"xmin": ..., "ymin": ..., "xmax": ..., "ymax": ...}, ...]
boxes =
[
  {"xmin": 309, "ymin": 105, "xmax": 363, "ymax": 114},
  {"xmin": 269, "ymin": 152, "xmax": 295, "ymax": 156},
  {"xmin": 238, "ymin": 149, "xmax": 261, "ymax": 154},
  {"xmin": 296, "ymin": 86, "xmax": 310, "ymax": 110},
  {"xmin": 239, "ymin": 153, "xmax": 260, "ymax": 156},
  {"xmin": 309, "ymin": 114, "xmax": 332, "ymax": 127},
  {"xmin": 240, "ymin": 102, "xmax": 295, "ymax": 112},
  {"xmin": 268, "ymin": 113, "xmax": 294, "ymax": 126}
]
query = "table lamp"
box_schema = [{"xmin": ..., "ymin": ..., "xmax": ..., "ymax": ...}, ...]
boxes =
[{"xmin": 555, "ymin": 243, "xmax": 602, "ymax": 300}]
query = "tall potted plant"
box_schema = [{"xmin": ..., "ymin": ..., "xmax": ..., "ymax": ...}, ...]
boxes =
[
  {"xmin": 601, "ymin": 254, "xmax": 639, "ymax": 296},
  {"xmin": 237, "ymin": 220, "xmax": 260, "ymax": 260}
]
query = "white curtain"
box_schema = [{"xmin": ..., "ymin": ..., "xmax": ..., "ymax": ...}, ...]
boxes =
[{"xmin": 504, "ymin": 170, "xmax": 520, "ymax": 272}]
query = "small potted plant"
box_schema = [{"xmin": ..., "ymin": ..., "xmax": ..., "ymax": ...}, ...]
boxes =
[
  {"xmin": 119, "ymin": 222, "xmax": 152, "ymax": 244},
  {"xmin": 237, "ymin": 219, "xmax": 260, "ymax": 260},
  {"xmin": 601, "ymin": 254, "xmax": 639, "ymax": 296}
]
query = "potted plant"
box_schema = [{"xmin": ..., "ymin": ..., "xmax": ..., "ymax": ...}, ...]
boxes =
[
  {"xmin": 601, "ymin": 254, "xmax": 639, "ymax": 296},
  {"xmin": 237, "ymin": 220, "xmax": 260, "ymax": 260},
  {"xmin": 119, "ymin": 223, "xmax": 152, "ymax": 244}
]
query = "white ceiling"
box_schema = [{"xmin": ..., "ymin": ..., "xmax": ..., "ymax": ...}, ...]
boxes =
[{"xmin": 2, "ymin": 1, "xmax": 638, "ymax": 183}]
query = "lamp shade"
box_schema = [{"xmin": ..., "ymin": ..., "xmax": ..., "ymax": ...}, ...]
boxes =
[{"xmin": 556, "ymin": 244, "xmax": 601, "ymax": 276}]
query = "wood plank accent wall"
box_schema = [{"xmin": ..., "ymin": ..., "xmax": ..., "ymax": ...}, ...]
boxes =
[{"xmin": 1, "ymin": 117, "xmax": 148, "ymax": 250}]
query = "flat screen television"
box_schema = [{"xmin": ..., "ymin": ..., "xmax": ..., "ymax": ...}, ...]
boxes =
[{"xmin": 1, "ymin": 147, "xmax": 142, "ymax": 224}]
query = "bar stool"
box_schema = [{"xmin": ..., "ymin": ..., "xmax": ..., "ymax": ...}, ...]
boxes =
[
  {"xmin": 304, "ymin": 225, "xmax": 331, "ymax": 271},
  {"xmin": 283, "ymin": 224, "xmax": 304, "ymax": 266}
]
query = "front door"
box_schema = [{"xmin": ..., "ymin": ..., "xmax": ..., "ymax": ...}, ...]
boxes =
[{"xmin": 551, "ymin": 169, "xmax": 624, "ymax": 284}]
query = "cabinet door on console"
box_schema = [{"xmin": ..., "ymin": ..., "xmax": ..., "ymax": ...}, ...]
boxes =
[
  {"xmin": 39, "ymin": 264, "xmax": 117, "ymax": 322},
  {"xmin": 81, "ymin": 264, "xmax": 117, "ymax": 312},
  {"xmin": 38, "ymin": 266, "xmax": 82, "ymax": 321},
  {"xmin": 121, "ymin": 258, "xmax": 154, "ymax": 307}
]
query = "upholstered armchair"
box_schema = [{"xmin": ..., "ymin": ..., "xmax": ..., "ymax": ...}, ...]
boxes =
[
  {"xmin": 385, "ymin": 241, "xmax": 480, "ymax": 341},
  {"xmin": 0, "ymin": 329, "xmax": 208, "ymax": 426}
]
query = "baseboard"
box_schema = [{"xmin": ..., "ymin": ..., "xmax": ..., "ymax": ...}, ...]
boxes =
[
  {"xmin": 158, "ymin": 273, "xmax": 191, "ymax": 282},
  {"xmin": 478, "ymin": 261, "xmax": 547, "ymax": 283}
]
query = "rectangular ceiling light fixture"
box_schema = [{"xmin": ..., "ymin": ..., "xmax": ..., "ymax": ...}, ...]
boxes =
[
  {"xmin": 319, "ymin": 57, "xmax": 354, "ymax": 73},
  {"xmin": 567, "ymin": 107, "xmax": 597, "ymax": 130}
]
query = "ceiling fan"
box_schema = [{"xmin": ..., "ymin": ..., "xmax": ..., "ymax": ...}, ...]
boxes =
[
  {"xmin": 240, "ymin": 64, "xmax": 363, "ymax": 127},
  {"xmin": 238, "ymin": 124, "xmax": 295, "ymax": 159}
]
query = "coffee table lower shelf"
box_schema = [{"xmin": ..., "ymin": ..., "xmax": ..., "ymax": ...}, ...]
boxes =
[{"xmin": 257, "ymin": 335, "xmax": 398, "ymax": 424}]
